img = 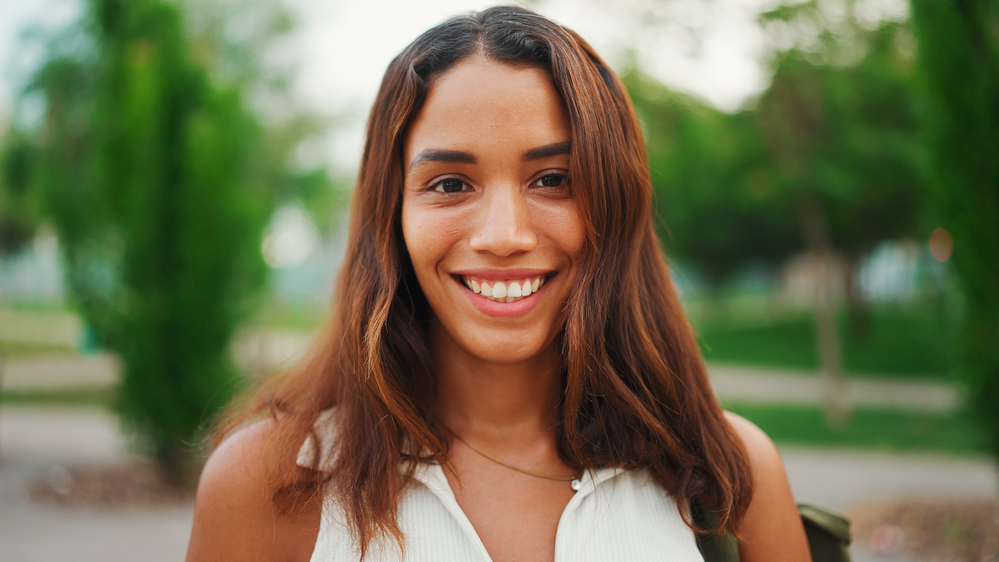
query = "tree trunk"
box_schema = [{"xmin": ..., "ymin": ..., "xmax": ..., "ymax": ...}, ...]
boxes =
[{"xmin": 799, "ymin": 193, "xmax": 850, "ymax": 428}]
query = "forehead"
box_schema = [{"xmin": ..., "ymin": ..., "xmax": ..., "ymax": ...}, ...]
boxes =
[{"xmin": 404, "ymin": 56, "xmax": 570, "ymax": 162}]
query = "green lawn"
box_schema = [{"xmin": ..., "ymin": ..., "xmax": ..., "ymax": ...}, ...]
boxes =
[
  {"xmin": 696, "ymin": 306, "xmax": 954, "ymax": 380},
  {"xmin": 0, "ymin": 341, "xmax": 79, "ymax": 358},
  {"xmin": 727, "ymin": 402, "xmax": 983, "ymax": 455},
  {"xmin": 0, "ymin": 386, "xmax": 116, "ymax": 408}
]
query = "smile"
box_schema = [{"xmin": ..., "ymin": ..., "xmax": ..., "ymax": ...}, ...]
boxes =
[{"xmin": 458, "ymin": 275, "xmax": 549, "ymax": 303}]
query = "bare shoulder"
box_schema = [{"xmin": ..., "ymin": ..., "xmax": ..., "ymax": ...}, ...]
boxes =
[
  {"xmin": 723, "ymin": 411, "xmax": 811, "ymax": 562},
  {"xmin": 723, "ymin": 411, "xmax": 783, "ymax": 470},
  {"xmin": 186, "ymin": 419, "xmax": 320, "ymax": 562}
]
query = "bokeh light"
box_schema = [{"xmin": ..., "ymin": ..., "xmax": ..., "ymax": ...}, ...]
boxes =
[{"xmin": 929, "ymin": 227, "xmax": 953, "ymax": 262}]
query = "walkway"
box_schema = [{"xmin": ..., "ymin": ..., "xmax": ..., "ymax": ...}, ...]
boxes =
[
  {"xmin": 1, "ymin": 347, "xmax": 961, "ymax": 412},
  {"xmin": 0, "ymin": 405, "xmax": 995, "ymax": 562},
  {"xmin": 708, "ymin": 364, "xmax": 959, "ymax": 412}
]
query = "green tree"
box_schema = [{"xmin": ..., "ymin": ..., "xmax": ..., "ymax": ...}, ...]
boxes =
[
  {"xmin": 18, "ymin": 0, "xmax": 283, "ymax": 478},
  {"xmin": 910, "ymin": 0, "xmax": 999, "ymax": 460},
  {"xmin": 0, "ymin": 129, "xmax": 43, "ymax": 255},
  {"xmin": 628, "ymin": 18, "xmax": 925, "ymax": 426}
]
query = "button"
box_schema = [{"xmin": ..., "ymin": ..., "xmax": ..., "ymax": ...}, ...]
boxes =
[{"xmin": 570, "ymin": 478, "xmax": 582, "ymax": 491}]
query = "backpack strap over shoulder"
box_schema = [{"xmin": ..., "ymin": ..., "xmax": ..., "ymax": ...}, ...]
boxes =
[{"xmin": 692, "ymin": 501, "xmax": 852, "ymax": 562}]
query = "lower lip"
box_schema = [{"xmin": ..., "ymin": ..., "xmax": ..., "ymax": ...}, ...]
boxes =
[{"xmin": 456, "ymin": 277, "xmax": 552, "ymax": 318}]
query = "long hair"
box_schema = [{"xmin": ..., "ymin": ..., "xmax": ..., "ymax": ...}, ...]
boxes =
[{"xmin": 219, "ymin": 5, "xmax": 753, "ymax": 556}]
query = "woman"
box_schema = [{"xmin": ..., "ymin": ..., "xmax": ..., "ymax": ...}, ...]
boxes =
[{"xmin": 186, "ymin": 6, "xmax": 810, "ymax": 562}]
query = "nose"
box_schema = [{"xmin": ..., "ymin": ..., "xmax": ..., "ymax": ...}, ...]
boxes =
[{"xmin": 468, "ymin": 186, "xmax": 537, "ymax": 256}]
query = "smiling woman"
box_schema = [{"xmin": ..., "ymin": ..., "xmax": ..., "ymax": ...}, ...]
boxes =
[{"xmin": 186, "ymin": 6, "xmax": 810, "ymax": 562}]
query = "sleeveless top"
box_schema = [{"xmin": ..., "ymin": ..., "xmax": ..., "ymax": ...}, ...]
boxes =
[{"xmin": 297, "ymin": 413, "xmax": 705, "ymax": 562}]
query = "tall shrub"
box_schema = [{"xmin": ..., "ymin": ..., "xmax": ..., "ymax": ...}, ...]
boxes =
[
  {"xmin": 910, "ymin": 0, "xmax": 999, "ymax": 460},
  {"xmin": 26, "ymin": 0, "xmax": 273, "ymax": 477}
]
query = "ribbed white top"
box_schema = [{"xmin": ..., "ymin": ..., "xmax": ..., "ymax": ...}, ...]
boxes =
[{"xmin": 298, "ymin": 415, "xmax": 705, "ymax": 562}]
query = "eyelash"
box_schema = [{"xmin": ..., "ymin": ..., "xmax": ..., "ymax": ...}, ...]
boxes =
[{"xmin": 427, "ymin": 172, "xmax": 570, "ymax": 194}]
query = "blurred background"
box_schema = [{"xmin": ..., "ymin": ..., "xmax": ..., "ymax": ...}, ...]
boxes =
[{"xmin": 0, "ymin": 0, "xmax": 996, "ymax": 560}]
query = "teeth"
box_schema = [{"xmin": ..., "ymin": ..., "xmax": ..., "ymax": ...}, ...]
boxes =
[
  {"xmin": 460, "ymin": 275, "xmax": 547, "ymax": 303},
  {"xmin": 493, "ymin": 282, "xmax": 507, "ymax": 298},
  {"xmin": 508, "ymin": 282, "xmax": 522, "ymax": 298}
]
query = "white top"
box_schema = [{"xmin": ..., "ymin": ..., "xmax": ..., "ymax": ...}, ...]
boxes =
[{"xmin": 298, "ymin": 415, "xmax": 705, "ymax": 562}]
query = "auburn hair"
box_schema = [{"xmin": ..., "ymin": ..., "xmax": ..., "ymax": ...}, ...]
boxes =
[{"xmin": 218, "ymin": 5, "xmax": 753, "ymax": 556}]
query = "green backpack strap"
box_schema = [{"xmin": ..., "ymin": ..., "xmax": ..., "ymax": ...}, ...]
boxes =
[
  {"xmin": 693, "ymin": 501, "xmax": 852, "ymax": 562},
  {"xmin": 798, "ymin": 503, "xmax": 852, "ymax": 562}
]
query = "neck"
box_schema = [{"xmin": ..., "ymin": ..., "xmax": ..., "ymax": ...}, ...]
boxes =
[{"xmin": 431, "ymin": 319, "xmax": 564, "ymax": 442}]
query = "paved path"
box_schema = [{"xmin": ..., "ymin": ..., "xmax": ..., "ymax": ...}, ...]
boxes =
[
  {"xmin": 0, "ymin": 406, "xmax": 193, "ymax": 562},
  {"xmin": 708, "ymin": 364, "xmax": 959, "ymax": 412},
  {"xmin": 1, "ymin": 405, "xmax": 995, "ymax": 562},
  {"xmin": 1, "ymin": 353, "xmax": 120, "ymax": 389}
]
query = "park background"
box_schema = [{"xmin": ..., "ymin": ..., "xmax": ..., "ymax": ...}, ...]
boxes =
[{"xmin": 0, "ymin": 0, "xmax": 996, "ymax": 560}]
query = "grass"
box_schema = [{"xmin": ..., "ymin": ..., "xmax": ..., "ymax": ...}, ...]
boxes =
[
  {"xmin": 0, "ymin": 341, "xmax": 79, "ymax": 359},
  {"xmin": 0, "ymin": 386, "xmax": 116, "ymax": 408},
  {"xmin": 695, "ymin": 305, "xmax": 954, "ymax": 380},
  {"xmin": 726, "ymin": 402, "xmax": 984, "ymax": 455}
]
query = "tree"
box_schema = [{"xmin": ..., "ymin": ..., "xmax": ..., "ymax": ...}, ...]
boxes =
[
  {"xmin": 628, "ymin": 17, "xmax": 925, "ymax": 426},
  {"xmin": 910, "ymin": 0, "xmax": 999, "ymax": 461},
  {"xmin": 17, "ymin": 0, "xmax": 283, "ymax": 479},
  {"xmin": 0, "ymin": 129, "xmax": 43, "ymax": 255}
]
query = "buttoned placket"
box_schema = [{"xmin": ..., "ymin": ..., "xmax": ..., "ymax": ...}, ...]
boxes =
[{"xmin": 411, "ymin": 463, "xmax": 625, "ymax": 562}]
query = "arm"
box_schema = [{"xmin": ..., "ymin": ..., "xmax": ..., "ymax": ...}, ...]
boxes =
[
  {"xmin": 186, "ymin": 420, "xmax": 321, "ymax": 562},
  {"xmin": 724, "ymin": 411, "xmax": 811, "ymax": 562}
]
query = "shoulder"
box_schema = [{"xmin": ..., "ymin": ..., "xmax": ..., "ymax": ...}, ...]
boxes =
[
  {"xmin": 723, "ymin": 411, "xmax": 784, "ymax": 474},
  {"xmin": 722, "ymin": 411, "xmax": 811, "ymax": 562},
  {"xmin": 186, "ymin": 418, "xmax": 321, "ymax": 562}
]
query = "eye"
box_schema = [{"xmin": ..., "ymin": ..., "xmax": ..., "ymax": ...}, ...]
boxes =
[
  {"xmin": 431, "ymin": 178, "xmax": 469, "ymax": 194},
  {"xmin": 531, "ymin": 173, "xmax": 569, "ymax": 189}
]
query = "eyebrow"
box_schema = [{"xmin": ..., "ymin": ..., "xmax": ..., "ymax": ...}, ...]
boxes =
[
  {"xmin": 408, "ymin": 149, "xmax": 476, "ymax": 170},
  {"xmin": 408, "ymin": 141, "xmax": 572, "ymax": 170},
  {"xmin": 523, "ymin": 141, "xmax": 571, "ymax": 161}
]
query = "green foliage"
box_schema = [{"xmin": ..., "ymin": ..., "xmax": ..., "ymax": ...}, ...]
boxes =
[
  {"xmin": 628, "ymin": 74, "xmax": 798, "ymax": 284},
  {"xmin": 15, "ymin": 0, "xmax": 283, "ymax": 472},
  {"xmin": 627, "ymin": 20, "xmax": 925, "ymax": 285},
  {"xmin": 0, "ymin": 130, "xmax": 43, "ymax": 254},
  {"xmin": 910, "ymin": 0, "xmax": 999, "ymax": 461}
]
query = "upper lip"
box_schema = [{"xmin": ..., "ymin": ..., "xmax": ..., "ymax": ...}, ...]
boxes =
[{"xmin": 451, "ymin": 268, "xmax": 555, "ymax": 280}]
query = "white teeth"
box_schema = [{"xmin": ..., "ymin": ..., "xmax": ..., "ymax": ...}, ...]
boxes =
[
  {"xmin": 460, "ymin": 275, "xmax": 547, "ymax": 303},
  {"xmin": 493, "ymin": 281, "xmax": 507, "ymax": 298},
  {"xmin": 508, "ymin": 282, "xmax": 522, "ymax": 298}
]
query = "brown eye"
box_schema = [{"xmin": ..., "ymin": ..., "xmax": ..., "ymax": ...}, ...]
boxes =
[
  {"xmin": 532, "ymin": 173, "xmax": 568, "ymax": 188},
  {"xmin": 433, "ymin": 178, "xmax": 468, "ymax": 193}
]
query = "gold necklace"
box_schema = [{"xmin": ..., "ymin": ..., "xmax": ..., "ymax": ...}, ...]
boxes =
[{"xmin": 444, "ymin": 425, "xmax": 583, "ymax": 491}]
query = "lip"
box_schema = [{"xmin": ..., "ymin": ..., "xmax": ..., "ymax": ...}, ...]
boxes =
[{"xmin": 451, "ymin": 270, "xmax": 557, "ymax": 318}]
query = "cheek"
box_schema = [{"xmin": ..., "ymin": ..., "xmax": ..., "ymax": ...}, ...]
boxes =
[
  {"xmin": 401, "ymin": 204, "xmax": 465, "ymax": 278},
  {"xmin": 545, "ymin": 202, "xmax": 587, "ymax": 261}
]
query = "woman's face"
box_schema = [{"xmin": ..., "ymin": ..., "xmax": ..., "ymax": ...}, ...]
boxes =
[{"xmin": 401, "ymin": 56, "xmax": 585, "ymax": 365}]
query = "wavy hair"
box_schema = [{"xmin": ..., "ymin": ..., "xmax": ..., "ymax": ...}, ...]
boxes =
[{"xmin": 219, "ymin": 5, "xmax": 753, "ymax": 556}]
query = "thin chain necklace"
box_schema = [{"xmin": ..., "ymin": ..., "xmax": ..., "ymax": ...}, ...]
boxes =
[{"xmin": 444, "ymin": 425, "xmax": 583, "ymax": 491}]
